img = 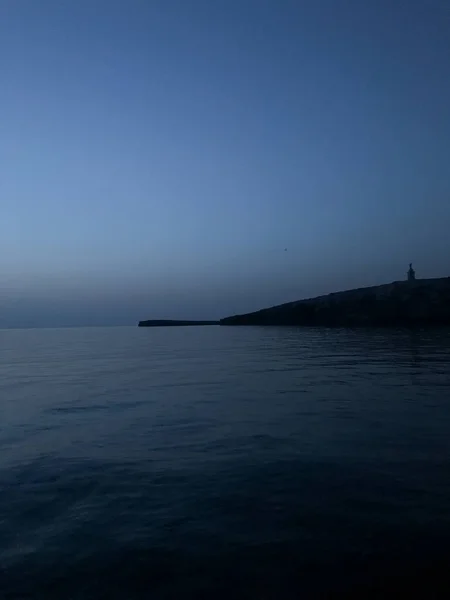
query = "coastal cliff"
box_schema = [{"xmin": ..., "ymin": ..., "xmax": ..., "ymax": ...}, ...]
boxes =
[
  {"xmin": 138, "ymin": 320, "xmax": 219, "ymax": 327},
  {"xmin": 220, "ymin": 278, "xmax": 450, "ymax": 327}
]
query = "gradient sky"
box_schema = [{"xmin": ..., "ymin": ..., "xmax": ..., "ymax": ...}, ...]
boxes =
[{"xmin": 2, "ymin": 0, "xmax": 449, "ymax": 327}]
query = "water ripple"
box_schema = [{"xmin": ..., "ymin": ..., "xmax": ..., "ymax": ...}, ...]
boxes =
[{"xmin": 1, "ymin": 326, "xmax": 450, "ymax": 598}]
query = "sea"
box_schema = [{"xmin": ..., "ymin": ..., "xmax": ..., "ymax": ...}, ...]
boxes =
[{"xmin": 1, "ymin": 325, "xmax": 450, "ymax": 599}]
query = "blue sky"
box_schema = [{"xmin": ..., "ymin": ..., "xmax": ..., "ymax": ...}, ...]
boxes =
[{"xmin": 2, "ymin": 0, "xmax": 449, "ymax": 326}]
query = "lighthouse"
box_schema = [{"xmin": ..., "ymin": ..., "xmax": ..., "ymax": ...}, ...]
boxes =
[{"xmin": 407, "ymin": 263, "xmax": 416, "ymax": 281}]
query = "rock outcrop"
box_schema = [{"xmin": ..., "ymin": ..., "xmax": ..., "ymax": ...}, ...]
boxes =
[{"xmin": 220, "ymin": 278, "xmax": 450, "ymax": 327}]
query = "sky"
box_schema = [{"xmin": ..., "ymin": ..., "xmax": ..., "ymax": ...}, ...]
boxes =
[{"xmin": 1, "ymin": 0, "xmax": 449, "ymax": 327}]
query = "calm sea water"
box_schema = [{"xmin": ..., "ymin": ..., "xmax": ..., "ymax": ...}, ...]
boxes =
[{"xmin": 1, "ymin": 325, "xmax": 450, "ymax": 599}]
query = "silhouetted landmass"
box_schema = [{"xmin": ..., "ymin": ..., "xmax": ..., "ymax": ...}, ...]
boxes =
[
  {"xmin": 220, "ymin": 278, "xmax": 450, "ymax": 327},
  {"xmin": 138, "ymin": 320, "xmax": 219, "ymax": 327}
]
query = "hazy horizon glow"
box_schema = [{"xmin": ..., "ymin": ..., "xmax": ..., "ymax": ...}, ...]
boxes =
[{"xmin": 2, "ymin": 0, "xmax": 450, "ymax": 327}]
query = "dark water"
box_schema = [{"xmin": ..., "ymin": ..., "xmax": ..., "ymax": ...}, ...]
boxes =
[{"xmin": 1, "ymin": 326, "xmax": 450, "ymax": 599}]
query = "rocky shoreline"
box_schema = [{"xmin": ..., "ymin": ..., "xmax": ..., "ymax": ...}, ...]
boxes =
[{"xmin": 138, "ymin": 320, "xmax": 219, "ymax": 327}]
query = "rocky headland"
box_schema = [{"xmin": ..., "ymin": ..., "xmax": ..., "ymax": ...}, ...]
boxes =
[{"xmin": 219, "ymin": 278, "xmax": 450, "ymax": 327}]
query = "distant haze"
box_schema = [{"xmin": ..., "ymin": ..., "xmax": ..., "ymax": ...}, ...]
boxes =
[{"xmin": 2, "ymin": 0, "xmax": 449, "ymax": 327}]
